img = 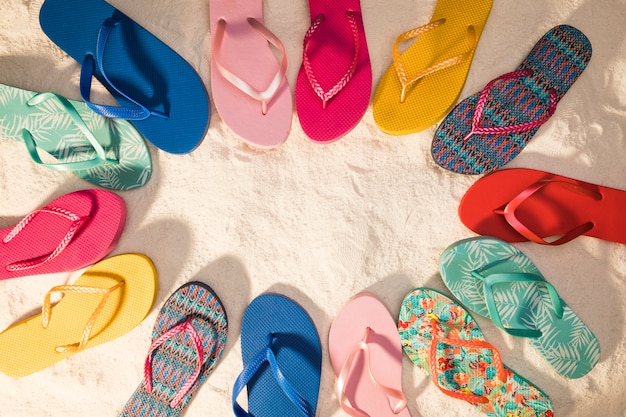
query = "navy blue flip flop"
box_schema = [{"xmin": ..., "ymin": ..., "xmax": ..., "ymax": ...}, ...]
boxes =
[
  {"xmin": 232, "ymin": 293, "xmax": 322, "ymax": 417},
  {"xmin": 39, "ymin": 0, "xmax": 210, "ymax": 154}
]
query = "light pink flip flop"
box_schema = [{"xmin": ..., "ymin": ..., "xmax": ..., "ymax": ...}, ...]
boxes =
[
  {"xmin": 329, "ymin": 293, "xmax": 412, "ymax": 417},
  {"xmin": 210, "ymin": 0, "xmax": 292, "ymax": 149},
  {"xmin": 0, "ymin": 189, "xmax": 126, "ymax": 281},
  {"xmin": 295, "ymin": 0, "xmax": 372, "ymax": 143}
]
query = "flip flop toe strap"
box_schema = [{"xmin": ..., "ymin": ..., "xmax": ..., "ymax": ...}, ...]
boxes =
[
  {"xmin": 79, "ymin": 17, "xmax": 169, "ymax": 121},
  {"xmin": 3, "ymin": 206, "xmax": 89, "ymax": 272},
  {"xmin": 336, "ymin": 327, "xmax": 407, "ymax": 417},
  {"xmin": 463, "ymin": 69, "xmax": 557, "ymax": 141},
  {"xmin": 302, "ymin": 11, "xmax": 360, "ymax": 109},
  {"xmin": 41, "ymin": 280, "xmax": 124, "ymax": 352},
  {"xmin": 20, "ymin": 92, "xmax": 118, "ymax": 172},
  {"xmin": 212, "ymin": 17, "xmax": 288, "ymax": 115},
  {"xmin": 143, "ymin": 317, "xmax": 205, "ymax": 408},
  {"xmin": 494, "ymin": 178, "xmax": 602, "ymax": 245},
  {"xmin": 428, "ymin": 334, "xmax": 507, "ymax": 404},
  {"xmin": 393, "ymin": 19, "xmax": 476, "ymax": 103},
  {"xmin": 232, "ymin": 338, "xmax": 315, "ymax": 417}
]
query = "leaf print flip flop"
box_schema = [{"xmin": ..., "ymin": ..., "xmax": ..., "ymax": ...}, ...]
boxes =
[
  {"xmin": 0, "ymin": 83, "xmax": 151, "ymax": 190},
  {"xmin": 398, "ymin": 288, "xmax": 554, "ymax": 416},
  {"xmin": 439, "ymin": 237, "xmax": 600, "ymax": 378}
]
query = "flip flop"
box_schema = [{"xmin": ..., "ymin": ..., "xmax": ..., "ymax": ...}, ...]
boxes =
[
  {"xmin": 439, "ymin": 237, "xmax": 600, "ymax": 378},
  {"xmin": 209, "ymin": 0, "xmax": 292, "ymax": 148},
  {"xmin": 0, "ymin": 189, "xmax": 126, "ymax": 281},
  {"xmin": 432, "ymin": 25, "xmax": 592, "ymax": 174},
  {"xmin": 459, "ymin": 168, "xmax": 626, "ymax": 245},
  {"xmin": 232, "ymin": 293, "xmax": 322, "ymax": 417},
  {"xmin": 295, "ymin": 0, "xmax": 372, "ymax": 143},
  {"xmin": 373, "ymin": 0, "xmax": 492, "ymax": 136},
  {"xmin": 118, "ymin": 281, "xmax": 228, "ymax": 417},
  {"xmin": 39, "ymin": 0, "xmax": 210, "ymax": 154},
  {"xmin": 398, "ymin": 288, "xmax": 554, "ymax": 416},
  {"xmin": 0, "ymin": 253, "xmax": 157, "ymax": 377},
  {"xmin": 329, "ymin": 293, "xmax": 411, "ymax": 417},
  {"xmin": 0, "ymin": 83, "xmax": 151, "ymax": 190}
]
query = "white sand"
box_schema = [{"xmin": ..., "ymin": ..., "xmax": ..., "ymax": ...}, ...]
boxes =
[{"xmin": 1, "ymin": 0, "xmax": 625, "ymax": 416}]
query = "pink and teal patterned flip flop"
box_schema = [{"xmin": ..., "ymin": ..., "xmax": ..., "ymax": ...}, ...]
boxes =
[
  {"xmin": 431, "ymin": 25, "xmax": 591, "ymax": 175},
  {"xmin": 118, "ymin": 282, "xmax": 228, "ymax": 417},
  {"xmin": 398, "ymin": 288, "xmax": 554, "ymax": 416}
]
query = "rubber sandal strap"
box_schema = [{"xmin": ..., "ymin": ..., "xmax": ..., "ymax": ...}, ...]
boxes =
[
  {"xmin": 302, "ymin": 11, "xmax": 360, "ymax": 109},
  {"xmin": 3, "ymin": 206, "xmax": 89, "ymax": 272},
  {"xmin": 212, "ymin": 17, "xmax": 288, "ymax": 115},
  {"xmin": 471, "ymin": 266, "xmax": 564, "ymax": 337},
  {"xmin": 143, "ymin": 317, "xmax": 205, "ymax": 408},
  {"xmin": 79, "ymin": 17, "xmax": 168, "ymax": 121},
  {"xmin": 19, "ymin": 92, "xmax": 117, "ymax": 172},
  {"xmin": 41, "ymin": 280, "xmax": 124, "ymax": 352},
  {"xmin": 494, "ymin": 179, "xmax": 602, "ymax": 245},
  {"xmin": 336, "ymin": 327, "xmax": 407, "ymax": 417},
  {"xmin": 232, "ymin": 341, "xmax": 315, "ymax": 417},
  {"xmin": 463, "ymin": 69, "xmax": 558, "ymax": 141},
  {"xmin": 393, "ymin": 19, "xmax": 476, "ymax": 103},
  {"xmin": 428, "ymin": 332, "xmax": 507, "ymax": 404}
]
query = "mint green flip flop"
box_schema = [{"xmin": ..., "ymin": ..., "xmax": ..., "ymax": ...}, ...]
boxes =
[
  {"xmin": 0, "ymin": 83, "xmax": 151, "ymax": 190},
  {"xmin": 439, "ymin": 237, "xmax": 600, "ymax": 379}
]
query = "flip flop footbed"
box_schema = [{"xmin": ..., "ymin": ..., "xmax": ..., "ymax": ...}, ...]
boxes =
[
  {"xmin": 295, "ymin": 0, "xmax": 372, "ymax": 143},
  {"xmin": 210, "ymin": 0, "xmax": 292, "ymax": 148},
  {"xmin": 439, "ymin": 237, "xmax": 600, "ymax": 378},
  {"xmin": 459, "ymin": 168, "xmax": 626, "ymax": 245},
  {"xmin": 398, "ymin": 288, "xmax": 553, "ymax": 416},
  {"xmin": 39, "ymin": 0, "xmax": 209, "ymax": 154},
  {"xmin": 329, "ymin": 293, "xmax": 410, "ymax": 417},
  {"xmin": 0, "ymin": 83, "xmax": 151, "ymax": 190},
  {"xmin": 239, "ymin": 293, "xmax": 322, "ymax": 417},
  {"xmin": 432, "ymin": 25, "xmax": 591, "ymax": 174},
  {"xmin": 119, "ymin": 281, "xmax": 228, "ymax": 417},
  {"xmin": 0, "ymin": 254, "xmax": 157, "ymax": 377},
  {"xmin": 373, "ymin": 0, "xmax": 493, "ymax": 135},
  {"xmin": 0, "ymin": 189, "xmax": 126, "ymax": 281}
]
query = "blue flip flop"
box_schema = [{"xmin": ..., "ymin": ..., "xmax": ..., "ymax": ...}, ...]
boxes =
[
  {"xmin": 232, "ymin": 293, "xmax": 322, "ymax": 417},
  {"xmin": 39, "ymin": 0, "xmax": 210, "ymax": 154}
]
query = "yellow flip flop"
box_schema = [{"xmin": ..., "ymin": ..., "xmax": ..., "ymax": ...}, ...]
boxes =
[
  {"xmin": 373, "ymin": 0, "xmax": 493, "ymax": 135},
  {"xmin": 0, "ymin": 253, "xmax": 157, "ymax": 377}
]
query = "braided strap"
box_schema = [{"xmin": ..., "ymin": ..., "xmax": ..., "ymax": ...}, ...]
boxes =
[
  {"xmin": 41, "ymin": 281, "xmax": 124, "ymax": 352},
  {"xmin": 428, "ymin": 330, "xmax": 507, "ymax": 404},
  {"xmin": 336, "ymin": 327, "xmax": 407, "ymax": 417},
  {"xmin": 80, "ymin": 17, "xmax": 168, "ymax": 120},
  {"xmin": 463, "ymin": 69, "xmax": 557, "ymax": 141},
  {"xmin": 212, "ymin": 17, "xmax": 288, "ymax": 115},
  {"xmin": 20, "ymin": 92, "xmax": 118, "ymax": 172},
  {"xmin": 393, "ymin": 20, "xmax": 476, "ymax": 103},
  {"xmin": 4, "ymin": 207, "xmax": 89, "ymax": 272},
  {"xmin": 143, "ymin": 317, "xmax": 205, "ymax": 408},
  {"xmin": 494, "ymin": 179, "xmax": 602, "ymax": 245},
  {"xmin": 302, "ymin": 11, "xmax": 360, "ymax": 109}
]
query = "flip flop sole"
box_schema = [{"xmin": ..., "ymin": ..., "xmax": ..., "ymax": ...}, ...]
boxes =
[
  {"xmin": 439, "ymin": 237, "xmax": 600, "ymax": 378},
  {"xmin": 39, "ymin": 0, "xmax": 210, "ymax": 154}
]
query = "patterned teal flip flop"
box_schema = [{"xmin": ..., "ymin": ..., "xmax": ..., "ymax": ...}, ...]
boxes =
[
  {"xmin": 439, "ymin": 237, "xmax": 600, "ymax": 378},
  {"xmin": 398, "ymin": 288, "xmax": 554, "ymax": 416},
  {"xmin": 118, "ymin": 281, "xmax": 228, "ymax": 417},
  {"xmin": 0, "ymin": 83, "xmax": 151, "ymax": 190}
]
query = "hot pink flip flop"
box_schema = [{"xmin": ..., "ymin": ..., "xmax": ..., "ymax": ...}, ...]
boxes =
[
  {"xmin": 210, "ymin": 0, "xmax": 292, "ymax": 149},
  {"xmin": 329, "ymin": 293, "xmax": 412, "ymax": 417},
  {"xmin": 0, "ymin": 190, "xmax": 126, "ymax": 281},
  {"xmin": 295, "ymin": 0, "xmax": 372, "ymax": 143}
]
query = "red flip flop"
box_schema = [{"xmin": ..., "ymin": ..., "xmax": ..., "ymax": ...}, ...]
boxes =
[
  {"xmin": 295, "ymin": 0, "xmax": 372, "ymax": 143},
  {"xmin": 459, "ymin": 168, "xmax": 626, "ymax": 245},
  {"xmin": 0, "ymin": 190, "xmax": 126, "ymax": 280}
]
